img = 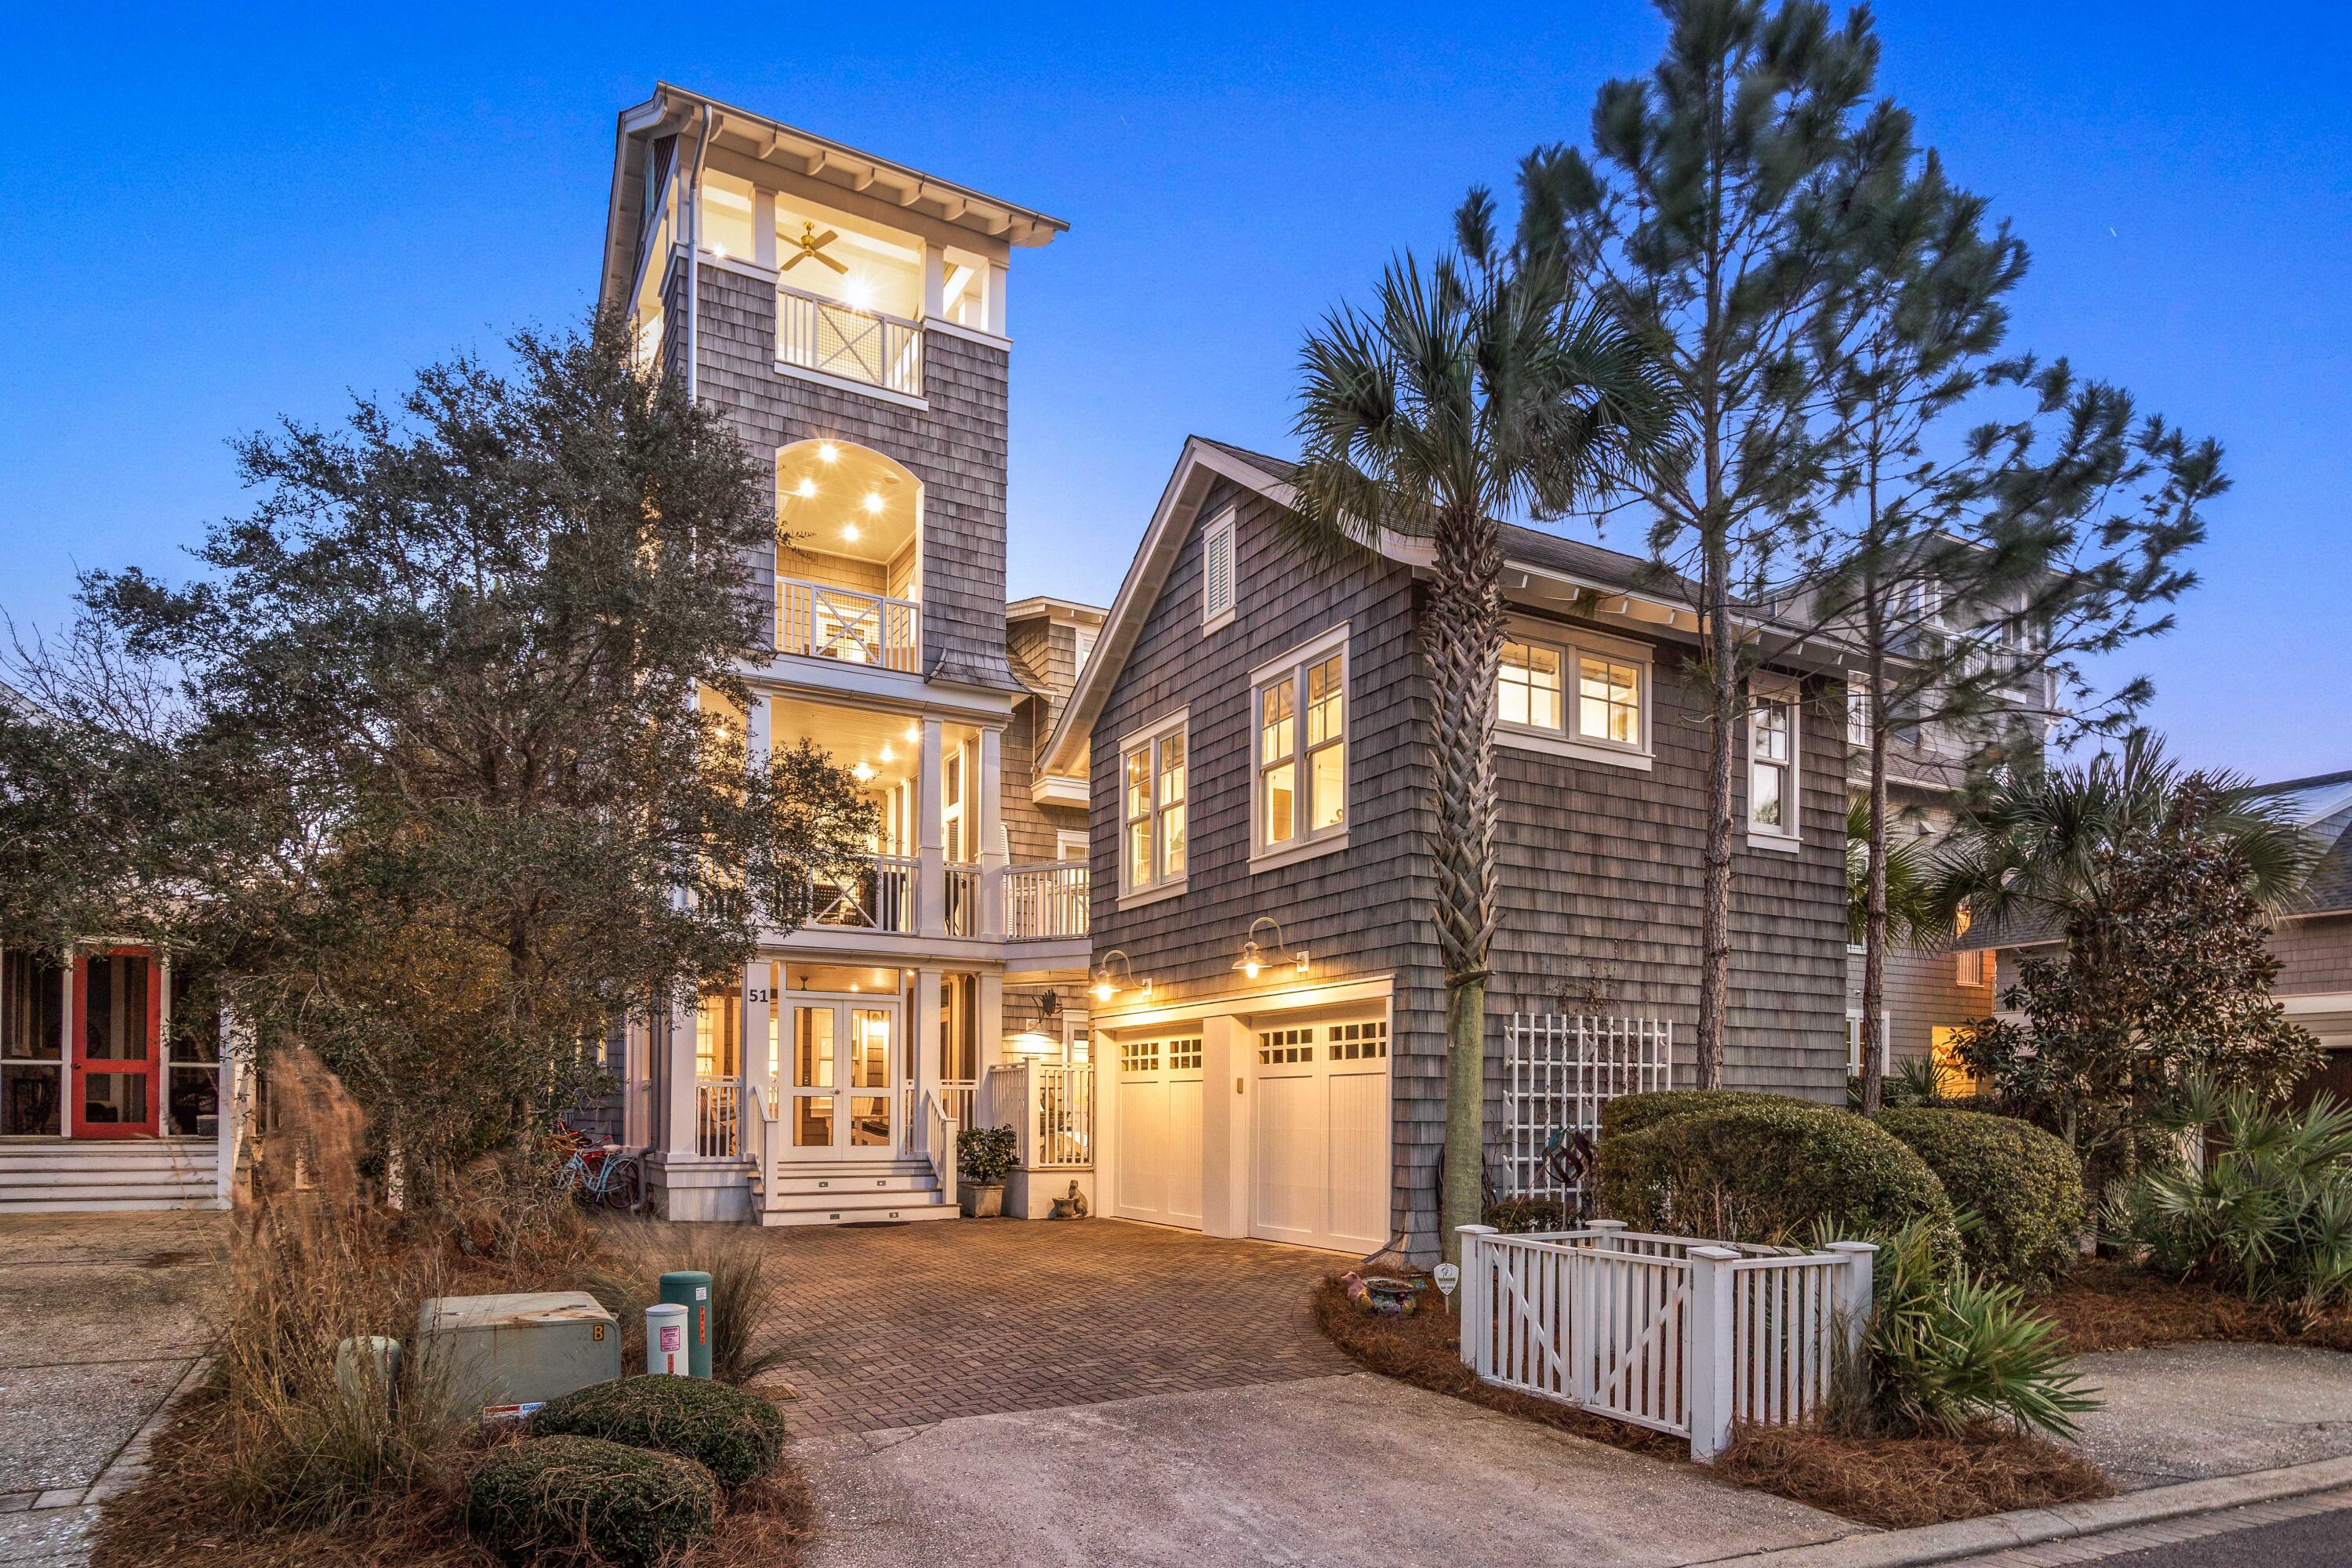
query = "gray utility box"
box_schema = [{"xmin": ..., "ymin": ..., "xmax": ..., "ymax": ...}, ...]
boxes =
[{"xmin": 418, "ymin": 1291, "xmax": 620, "ymax": 1413}]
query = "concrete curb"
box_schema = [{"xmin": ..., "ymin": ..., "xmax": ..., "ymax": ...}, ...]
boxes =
[{"xmin": 1703, "ymin": 1455, "xmax": 2352, "ymax": 1567}]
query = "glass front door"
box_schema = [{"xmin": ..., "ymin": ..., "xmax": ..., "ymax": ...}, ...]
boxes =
[
  {"xmin": 783, "ymin": 995, "xmax": 899, "ymax": 1160},
  {"xmin": 72, "ymin": 949, "xmax": 159, "ymax": 1138}
]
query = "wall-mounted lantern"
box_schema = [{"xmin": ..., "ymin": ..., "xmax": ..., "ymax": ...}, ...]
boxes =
[{"xmin": 1232, "ymin": 916, "xmax": 1309, "ymax": 982}]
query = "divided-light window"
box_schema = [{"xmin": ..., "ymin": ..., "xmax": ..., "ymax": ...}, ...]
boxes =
[
  {"xmin": 1122, "ymin": 721, "xmax": 1188, "ymax": 896},
  {"xmin": 1254, "ymin": 635, "xmax": 1347, "ymax": 862},
  {"xmin": 1497, "ymin": 634, "xmax": 1646, "ymax": 752},
  {"xmin": 1748, "ymin": 684, "xmax": 1800, "ymax": 840}
]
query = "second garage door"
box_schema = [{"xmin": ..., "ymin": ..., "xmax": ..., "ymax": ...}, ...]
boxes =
[{"xmin": 1251, "ymin": 1017, "xmax": 1391, "ymax": 1253}]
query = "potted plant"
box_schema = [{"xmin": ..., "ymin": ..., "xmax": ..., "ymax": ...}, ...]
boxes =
[{"xmin": 956, "ymin": 1125, "xmax": 1017, "ymax": 1218}]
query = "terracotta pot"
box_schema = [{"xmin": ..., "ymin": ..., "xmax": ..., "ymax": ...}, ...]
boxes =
[{"xmin": 960, "ymin": 1182, "xmax": 1004, "ymax": 1218}]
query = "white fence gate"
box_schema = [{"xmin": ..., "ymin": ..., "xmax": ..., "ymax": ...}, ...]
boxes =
[
  {"xmin": 1501, "ymin": 1015, "xmax": 1673, "ymax": 1205},
  {"xmin": 1457, "ymin": 1221, "xmax": 1875, "ymax": 1460}
]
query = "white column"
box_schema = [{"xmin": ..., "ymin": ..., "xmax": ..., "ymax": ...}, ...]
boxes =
[
  {"xmin": 1199, "ymin": 1014, "xmax": 1252, "ymax": 1239},
  {"xmin": 742, "ymin": 959, "xmax": 772, "ymax": 1164},
  {"xmin": 976, "ymin": 970, "xmax": 1004, "ymax": 1077},
  {"xmin": 1686, "ymin": 1246, "xmax": 1741, "ymax": 1463},
  {"xmin": 917, "ymin": 718, "xmax": 946, "ymax": 936},
  {"xmin": 921, "ymin": 244, "xmax": 946, "ymax": 320},
  {"xmin": 978, "ymin": 725, "xmax": 1006, "ymax": 939},
  {"xmin": 752, "ymin": 189, "xmax": 777, "ymax": 270},
  {"xmin": 661, "ymin": 996, "xmax": 698, "ymax": 1160},
  {"xmin": 913, "ymin": 967, "xmax": 945, "ymax": 1107},
  {"xmin": 987, "ymin": 261, "xmax": 1009, "ymax": 336}
]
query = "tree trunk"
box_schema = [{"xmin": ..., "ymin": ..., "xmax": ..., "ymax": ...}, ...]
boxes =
[
  {"xmin": 1426, "ymin": 503, "xmax": 1503, "ymax": 1266},
  {"xmin": 1860, "ymin": 645, "xmax": 1890, "ymax": 1115},
  {"xmin": 1696, "ymin": 530, "xmax": 1736, "ymax": 1089}
]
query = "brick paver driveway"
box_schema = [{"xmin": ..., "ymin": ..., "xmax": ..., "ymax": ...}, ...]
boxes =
[{"xmin": 750, "ymin": 1218, "xmax": 1351, "ymax": 1436}]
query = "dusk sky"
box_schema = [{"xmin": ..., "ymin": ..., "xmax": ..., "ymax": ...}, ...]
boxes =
[{"xmin": 4, "ymin": 2, "xmax": 2345, "ymax": 781}]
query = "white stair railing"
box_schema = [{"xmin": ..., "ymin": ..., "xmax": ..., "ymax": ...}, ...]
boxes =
[{"xmin": 923, "ymin": 1089, "xmax": 959, "ymax": 1210}]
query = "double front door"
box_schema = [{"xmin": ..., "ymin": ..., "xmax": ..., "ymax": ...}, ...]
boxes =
[{"xmin": 782, "ymin": 994, "xmax": 900, "ymax": 1159}]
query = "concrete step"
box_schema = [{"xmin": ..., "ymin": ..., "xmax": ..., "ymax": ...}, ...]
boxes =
[
  {"xmin": 757, "ymin": 1196, "xmax": 958, "ymax": 1227},
  {"xmin": 0, "ymin": 1195, "xmax": 223, "ymax": 1214},
  {"xmin": 765, "ymin": 1170, "xmax": 940, "ymax": 1197}
]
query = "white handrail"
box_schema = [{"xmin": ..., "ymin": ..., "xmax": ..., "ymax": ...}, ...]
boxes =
[
  {"xmin": 923, "ymin": 1088, "xmax": 959, "ymax": 1209},
  {"xmin": 775, "ymin": 578, "xmax": 919, "ymax": 672},
  {"xmin": 1004, "ymin": 862, "xmax": 1089, "ymax": 938},
  {"xmin": 775, "ymin": 282, "xmax": 924, "ymax": 396}
]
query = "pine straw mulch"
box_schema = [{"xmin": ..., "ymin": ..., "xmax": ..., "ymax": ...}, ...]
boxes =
[
  {"xmin": 1312, "ymin": 1270, "xmax": 2111, "ymax": 1531},
  {"xmin": 2032, "ymin": 1259, "xmax": 2352, "ymax": 1356},
  {"xmin": 93, "ymin": 1389, "xmax": 818, "ymax": 1568}
]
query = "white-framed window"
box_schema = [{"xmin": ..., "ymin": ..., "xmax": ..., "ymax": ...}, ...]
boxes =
[
  {"xmin": 1119, "ymin": 712, "xmax": 1188, "ymax": 903},
  {"xmin": 1847, "ymin": 1010, "xmax": 1892, "ymax": 1075},
  {"xmin": 1847, "ymin": 685, "xmax": 1871, "ymax": 749},
  {"xmin": 1250, "ymin": 625, "xmax": 1348, "ymax": 868},
  {"xmin": 1073, "ymin": 623, "xmax": 1098, "ymax": 673},
  {"xmin": 1054, "ymin": 828, "xmax": 1089, "ymax": 863},
  {"xmin": 1202, "ymin": 510, "xmax": 1236, "ymax": 633},
  {"xmin": 1494, "ymin": 625, "xmax": 1653, "ymax": 769},
  {"xmin": 1955, "ymin": 948, "xmax": 1991, "ymax": 989},
  {"xmin": 1748, "ymin": 678, "xmax": 1801, "ymax": 848}
]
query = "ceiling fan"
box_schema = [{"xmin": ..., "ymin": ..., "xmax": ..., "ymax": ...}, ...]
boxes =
[{"xmin": 782, "ymin": 220, "xmax": 848, "ymax": 274}]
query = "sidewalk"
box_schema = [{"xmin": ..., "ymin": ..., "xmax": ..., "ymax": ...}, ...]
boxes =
[{"xmin": 0, "ymin": 1212, "xmax": 224, "ymax": 1568}]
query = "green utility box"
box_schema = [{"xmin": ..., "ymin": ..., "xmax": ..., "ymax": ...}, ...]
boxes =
[
  {"xmin": 658, "ymin": 1270, "xmax": 713, "ymax": 1379},
  {"xmin": 418, "ymin": 1291, "xmax": 620, "ymax": 1414}
]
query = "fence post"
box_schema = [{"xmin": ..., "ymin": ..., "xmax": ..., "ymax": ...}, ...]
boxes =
[
  {"xmin": 1827, "ymin": 1240, "xmax": 1878, "ymax": 1370},
  {"xmin": 1457, "ymin": 1225, "xmax": 1496, "ymax": 1376},
  {"xmin": 1686, "ymin": 1245, "xmax": 1740, "ymax": 1463},
  {"xmin": 1586, "ymin": 1217, "xmax": 1628, "ymax": 1249}
]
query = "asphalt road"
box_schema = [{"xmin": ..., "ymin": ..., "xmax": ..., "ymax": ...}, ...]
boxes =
[{"xmin": 2097, "ymin": 1506, "xmax": 2352, "ymax": 1566}]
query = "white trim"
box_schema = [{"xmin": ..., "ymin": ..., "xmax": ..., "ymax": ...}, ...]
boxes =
[
  {"xmin": 1029, "ymin": 774, "xmax": 1088, "ymax": 808},
  {"xmin": 1745, "ymin": 678, "xmax": 1803, "ymax": 846},
  {"xmin": 1091, "ymin": 974, "xmax": 1395, "ymax": 1029},
  {"xmin": 924, "ymin": 316, "xmax": 1012, "ymax": 353},
  {"xmin": 1846, "ymin": 1009, "xmax": 1892, "ymax": 1074},
  {"xmin": 769, "ymin": 357, "xmax": 930, "ymax": 410},
  {"xmin": 1116, "ymin": 708, "xmax": 1190, "ymax": 908},
  {"xmin": 1498, "ymin": 728, "xmax": 1655, "ymax": 772},
  {"xmin": 1747, "ymin": 831, "xmax": 1803, "ymax": 855},
  {"xmin": 702, "ymin": 249, "xmax": 780, "ymax": 285},
  {"xmin": 1248, "ymin": 623, "xmax": 1351, "ymax": 869},
  {"xmin": 1054, "ymin": 829, "xmax": 1090, "ymax": 862},
  {"xmin": 1202, "ymin": 508, "xmax": 1237, "ymax": 633}
]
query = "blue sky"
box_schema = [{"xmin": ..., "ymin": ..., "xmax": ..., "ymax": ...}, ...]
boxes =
[{"xmin": 4, "ymin": 2, "xmax": 2345, "ymax": 780}]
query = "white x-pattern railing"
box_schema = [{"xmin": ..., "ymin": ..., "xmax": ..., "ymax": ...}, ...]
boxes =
[
  {"xmin": 777, "ymin": 578, "xmax": 918, "ymax": 673},
  {"xmin": 776, "ymin": 283, "xmax": 924, "ymax": 397}
]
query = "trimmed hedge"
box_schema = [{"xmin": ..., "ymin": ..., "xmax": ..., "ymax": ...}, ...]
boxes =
[
  {"xmin": 1598, "ymin": 1088, "xmax": 1809, "ymax": 1142},
  {"xmin": 1483, "ymin": 1197, "xmax": 1570, "ymax": 1234},
  {"xmin": 466, "ymin": 1435, "xmax": 717, "ymax": 1568},
  {"xmin": 1599, "ymin": 1099, "xmax": 1961, "ymax": 1261},
  {"xmin": 1873, "ymin": 1106, "xmax": 2085, "ymax": 1288},
  {"xmin": 535, "ymin": 1375, "xmax": 787, "ymax": 1489}
]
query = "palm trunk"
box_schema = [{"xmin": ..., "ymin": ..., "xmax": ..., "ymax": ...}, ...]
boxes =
[
  {"xmin": 1860, "ymin": 644, "xmax": 1890, "ymax": 1114},
  {"xmin": 1697, "ymin": 529, "xmax": 1735, "ymax": 1089},
  {"xmin": 1427, "ymin": 503, "xmax": 1503, "ymax": 1266}
]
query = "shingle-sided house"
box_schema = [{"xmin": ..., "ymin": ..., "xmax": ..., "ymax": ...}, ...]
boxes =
[
  {"xmin": 1039, "ymin": 437, "xmax": 1857, "ymax": 1258},
  {"xmin": 584, "ymin": 85, "xmax": 1099, "ymax": 1223}
]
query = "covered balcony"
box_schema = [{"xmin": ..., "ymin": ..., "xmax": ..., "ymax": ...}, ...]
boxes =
[{"xmin": 775, "ymin": 441, "xmax": 920, "ymax": 674}]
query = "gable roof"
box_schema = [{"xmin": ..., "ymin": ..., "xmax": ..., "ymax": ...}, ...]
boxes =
[
  {"xmin": 1037, "ymin": 436, "xmax": 1852, "ymax": 780},
  {"xmin": 2257, "ymin": 768, "xmax": 2352, "ymax": 917}
]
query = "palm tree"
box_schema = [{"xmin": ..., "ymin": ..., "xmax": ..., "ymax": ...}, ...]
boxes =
[
  {"xmin": 1846, "ymin": 799, "xmax": 1945, "ymax": 950},
  {"xmin": 1289, "ymin": 196, "xmax": 1674, "ymax": 1265},
  {"xmin": 1935, "ymin": 730, "xmax": 2314, "ymax": 934}
]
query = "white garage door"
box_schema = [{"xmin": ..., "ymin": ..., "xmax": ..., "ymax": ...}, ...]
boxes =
[
  {"xmin": 1252, "ymin": 1018, "xmax": 1391, "ymax": 1253},
  {"xmin": 1112, "ymin": 1031, "xmax": 1204, "ymax": 1230}
]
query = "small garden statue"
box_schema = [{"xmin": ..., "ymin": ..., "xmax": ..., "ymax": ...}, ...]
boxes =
[{"xmin": 1046, "ymin": 1179, "xmax": 1089, "ymax": 1220}]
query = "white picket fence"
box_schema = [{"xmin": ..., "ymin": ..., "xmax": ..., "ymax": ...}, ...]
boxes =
[
  {"xmin": 1501, "ymin": 1014, "xmax": 1673, "ymax": 1204},
  {"xmin": 1457, "ymin": 1221, "xmax": 1875, "ymax": 1461}
]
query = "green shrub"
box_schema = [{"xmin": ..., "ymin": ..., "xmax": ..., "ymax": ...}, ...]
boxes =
[
  {"xmin": 1875, "ymin": 1107, "xmax": 2085, "ymax": 1288},
  {"xmin": 2106, "ymin": 1083, "xmax": 2352, "ymax": 1323},
  {"xmin": 1599, "ymin": 1088, "xmax": 1809, "ymax": 1142},
  {"xmin": 1483, "ymin": 1197, "xmax": 1570, "ymax": 1234},
  {"xmin": 957, "ymin": 1124, "xmax": 1018, "ymax": 1185},
  {"xmin": 1846, "ymin": 1220, "xmax": 2096, "ymax": 1441},
  {"xmin": 534, "ymin": 1375, "xmax": 786, "ymax": 1489},
  {"xmin": 1599, "ymin": 1099, "xmax": 1960, "ymax": 1261},
  {"xmin": 466, "ymin": 1435, "xmax": 716, "ymax": 1568}
]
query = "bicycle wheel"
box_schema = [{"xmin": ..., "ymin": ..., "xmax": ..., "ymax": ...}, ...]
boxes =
[{"xmin": 601, "ymin": 1157, "xmax": 643, "ymax": 1213}]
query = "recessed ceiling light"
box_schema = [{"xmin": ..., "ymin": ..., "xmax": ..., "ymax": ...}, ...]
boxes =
[
  {"xmin": 842, "ymin": 523, "xmax": 861, "ymax": 543},
  {"xmin": 904, "ymin": 724, "xmax": 920, "ymax": 743},
  {"xmin": 818, "ymin": 442, "xmax": 839, "ymax": 463},
  {"xmin": 795, "ymin": 477, "xmax": 818, "ymax": 499},
  {"xmin": 878, "ymin": 745, "xmax": 895, "ymax": 763},
  {"xmin": 851, "ymin": 761, "xmax": 876, "ymax": 782},
  {"xmin": 862, "ymin": 492, "xmax": 884, "ymax": 514}
]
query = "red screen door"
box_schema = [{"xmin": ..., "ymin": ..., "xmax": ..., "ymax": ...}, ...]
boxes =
[{"xmin": 72, "ymin": 948, "xmax": 160, "ymax": 1138}]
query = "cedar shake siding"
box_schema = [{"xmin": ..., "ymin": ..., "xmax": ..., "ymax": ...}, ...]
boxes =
[
  {"xmin": 1087, "ymin": 460, "xmax": 1852, "ymax": 1250},
  {"xmin": 693, "ymin": 260, "xmax": 1017, "ymax": 692}
]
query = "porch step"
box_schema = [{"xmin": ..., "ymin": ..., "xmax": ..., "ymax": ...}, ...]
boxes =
[
  {"xmin": 0, "ymin": 1140, "xmax": 220, "ymax": 1212},
  {"xmin": 757, "ymin": 1196, "xmax": 959, "ymax": 1227}
]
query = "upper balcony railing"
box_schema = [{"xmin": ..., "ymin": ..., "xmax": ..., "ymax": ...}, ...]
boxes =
[
  {"xmin": 1004, "ymin": 862, "xmax": 1088, "ymax": 940},
  {"xmin": 808, "ymin": 855, "xmax": 918, "ymax": 935},
  {"xmin": 778, "ymin": 578, "xmax": 919, "ymax": 673},
  {"xmin": 777, "ymin": 282, "xmax": 924, "ymax": 398}
]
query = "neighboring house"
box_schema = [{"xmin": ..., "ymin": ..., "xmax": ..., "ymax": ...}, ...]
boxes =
[
  {"xmin": 589, "ymin": 85, "xmax": 1094, "ymax": 1223},
  {"xmin": 1040, "ymin": 437, "xmax": 1856, "ymax": 1259},
  {"xmin": 1840, "ymin": 704, "xmax": 2000, "ymax": 1084},
  {"xmin": 0, "ymin": 944, "xmax": 245, "ymax": 1214},
  {"xmin": 1958, "ymin": 765, "xmax": 2352, "ymax": 1095}
]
